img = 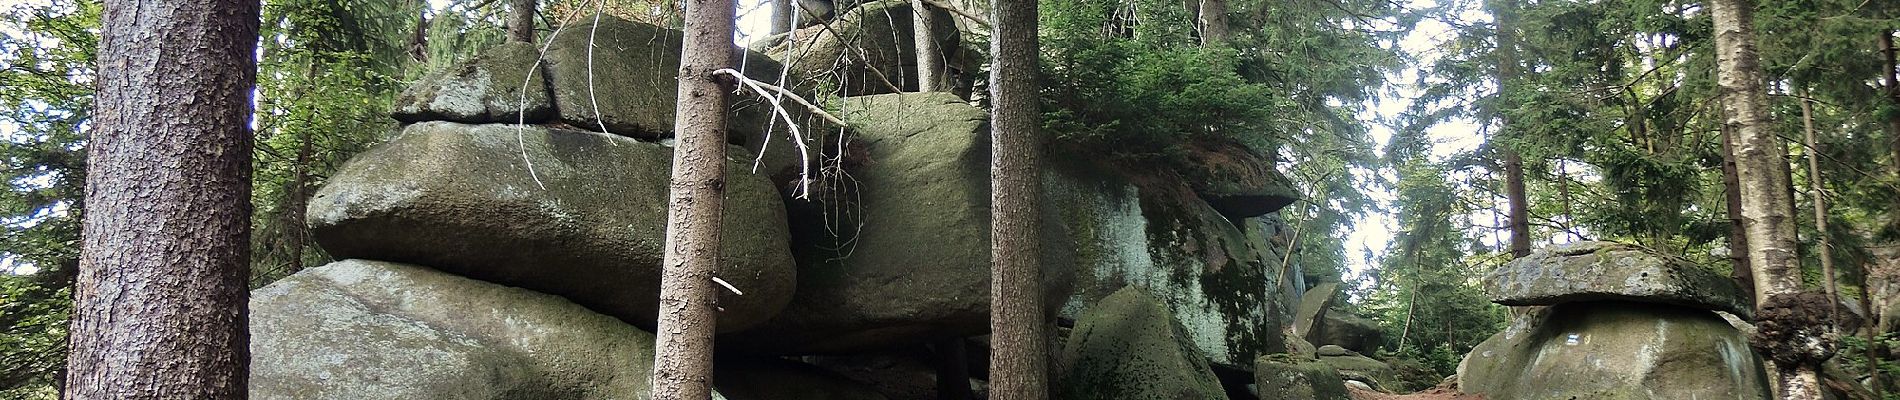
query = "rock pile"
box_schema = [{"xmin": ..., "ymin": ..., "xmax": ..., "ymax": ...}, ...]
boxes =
[
  {"xmin": 1459, "ymin": 241, "xmax": 1772, "ymax": 400},
  {"xmin": 250, "ymin": 13, "xmax": 1307, "ymax": 400}
]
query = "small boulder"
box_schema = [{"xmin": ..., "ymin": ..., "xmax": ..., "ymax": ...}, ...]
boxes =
[
  {"xmin": 1457, "ymin": 301, "xmax": 1772, "ymax": 400},
  {"xmin": 392, "ymin": 42, "xmax": 555, "ymax": 124},
  {"xmin": 542, "ymin": 14, "xmax": 789, "ymax": 140},
  {"xmin": 1316, "ymin": 352, "xmax": 1397, "ymax": 392},
  {"xmin": 1056, "ymin": 287, "xmax": 1230, "ymax": 400},
  {"xmin": 1316, "ymin": 345, "xmax": 1352, "ymax": 357},
  {"xmin": 308, "ymin": 121, "xmax": 795, "ymax": 332},
  {"xmin": 1254, "ymin": 356, "xmax": 1350, "ymax": 400},
  {"xmin": 1483, "ymin": 241, "xmax": 1753, "ymax": 318},
  {"xmin": 250, "ymin": 260, "xmax": 660, "ymax": 399}
]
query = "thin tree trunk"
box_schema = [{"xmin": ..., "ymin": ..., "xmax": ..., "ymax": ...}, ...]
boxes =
[
  {"xmin": 989, "ymin": 0, "xmax": 1048, "ymax": 393},
  {"xmin": 1197, "ymin": 0, "xmax": 1228, "ymax": 45},
  {"xmin": 1800, "ymin": 94, "xmax": 1840, "ymax": 328},
  {"xmin": 1722, "ymin": 119, "xmax": 1754, "ymax": 295},
  {"xmin": 650, "ymin": 0, "xmax": 735, "ymax": 394},
  {"xmin": 285, "ymin": 114, "xmax": 314, "ymax": 275},
  {"xmin": 1880, "ymin": 30, "xmax": 1899, "ymax": 178},
  {"xmin": 68, "ymin": 0, "xmax": 259, "ymax": 398},
  {"xmin": 1490, "ymin": 0, "xmax": 1532, "ymax": 259},
  {"xmin": 509, "ymin": 0, "xmax": 536, "ymax": 43},
  {"xmin": 1711, "ymin": 0, "xmax": 1822, "ymax": 397},
  {"xmin": 912, "ymin": 0, "xmax": 942, "ymax": 92}
]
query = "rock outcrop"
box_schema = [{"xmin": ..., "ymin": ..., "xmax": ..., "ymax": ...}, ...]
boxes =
[
  {"xmin": 1182, "ymin": 138, "xmax": 1299, "ymax": 219},
  {"xmin": 392, "ymin": 42, "xmax": 554, "ymax": 124},
  {"xmin": 763, "ymin": 0, "xmax": 960, "ymax": 96},
  {"xmin": 1254, "ymin": 356, "xmax": 1351, "ymax": 400},
  {"xmin": 1483, "ymin": 240, "xmax": 1753, "ymax": 318},
  {"xmin": 308, "ymin": 121, "xmax": 796, "ymax": 332},
  {"xmin": 1458, "ymin": 302, "xmax": 1771, "ymax": 399},
  {"xmin": 251, "ymin": 260, "xmax": 663, "ymax": 399},
  {"xmin": 1056, "ymin": 287, "xmax": 1230, "ymax": 400}
]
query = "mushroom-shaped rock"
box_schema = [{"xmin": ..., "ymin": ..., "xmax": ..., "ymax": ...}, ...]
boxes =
[
  {"xmin": 250, "ymin": 260, "xmax": 663, "ymax": 399},
  {"xmin": 1056, "ymin": 287, "xmax": 1231, "ymax": 400},
  {"xmin": 1457, "ymin": 301, "xmax": 1772, "ymax": 400},
  {"xmin": 1182, "ymin": 138, "xmax": 1299, "ymax": 219},
  {"xmin": 307, "ymin": 121, "xmax": 795, "ymax": 332},
  {"xmin": 392, "ymin": 42, "xmax": 555, "ymax": 124},
  {"xmin": 1482, "ymin": 241, "xmax": 1753, "ymax": 318}
]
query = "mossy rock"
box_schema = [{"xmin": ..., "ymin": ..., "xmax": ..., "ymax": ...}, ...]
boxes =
[
  {"xmin": 1483, "ymin": 241, "xmax": 1752, "ymax": 318},
  {"xmin": 1254, "ymin": 357, "xmax": 1350, "ymax": 400},
  {"xmin": 542, "ymin": 14, "xmax": 789, "ymax": 141},
  {"xmin": 1457, "ymin": 301, "xmax": 1771, "ymax": 400},
  {"xmin": 393, "ymin": 42, "xmax": 555, "ymax": 124},
  {"xmin": 1056, "ymin": 287, "xmax": 1230, "ymax": 400}
]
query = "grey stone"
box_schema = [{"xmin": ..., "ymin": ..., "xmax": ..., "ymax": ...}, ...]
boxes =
[
  {"xmin": 393, "ymin": 42, "xmax": 555, "ymax": 124},
  {"xmin": 1483, "ymin": 241, "xmax": 1753, "ymax": 318},
  {"xmin": 1182, "ymin": 138, "xmax": 1299, "ymax": 219},
  {"xmin": 1056, "ymin": 287, "xmax": 1231, "ymax": 400},
  {"xmin": 1457, "ymin": 301, "xmax": 1772, "ymax": 400},
  {"xmin": 308, "ymin": 121, "xmax": 794, "ymax": 332},
  {"xmin": 1312, "ymin": 311, "xmax": 1385, "ymax": 354},
  {"xmin": 1254, "ymin": 357, "xmax": 1350, "ymax": 400},
  {"xmin": 1317, "ymin": 345, "xmax": 1352, "ymax": 357},
  {"xmin": 722, "ymin": 92, "xmax": 1076, "ymax": 354},
  {"xmin": 542, "ymin": 14, "xmax": 791, "ymax": 140},
  {"xmin": 1293, "ymin": 282, "xmax": 1340, "ymax": 337},
  {"xmin": 764, "ymin": 0, "xmax": 959, "ymax": 96},
  {"xmin": 1317, "ymin": 353, "xmax": 1396, "ymax": 392},
  {"xmin": 250, "ymin": 260, "xmax": 660, "ymax": 399}
]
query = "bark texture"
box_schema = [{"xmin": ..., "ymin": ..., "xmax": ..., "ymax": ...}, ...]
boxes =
[
  {"xmin": 1881, "ymin": 30, "xmax": 1899, "ymax": 177},
  {"xmin": 1197, "ymin": 0, "xmax": 1228, "ymax": 44},
  {"xmin": 989, "ymin": 0, "xmax": 1049, "ymax": 395},
  {"xmin": 1721, "ymin": 120, "xmax": 1754, "ymax": 295},
  {"xmin": 510, "ymin": 0, "xmax": 537, "ymax": 43},
  {"xmin": 1490, "ymin": 0, "xmax": 1532, "ymax": 259},
  {"xmin": 650, "ymin": 0, "xmax": 735, "ymax": 395},
  {"xmin": 68, "ymin": 0, "xmax": 259, "ymax": 398},
  {"xmin": 913, "ymin": 0, "xmax": 944, "ymax": 92},
  {"xmin": 1710, "ymin": 0, "xmax": 1822, "ymax": 397},
  {"xmin": 1799, "ymin": 96, "xmax": 1839, "ymax": 326}
]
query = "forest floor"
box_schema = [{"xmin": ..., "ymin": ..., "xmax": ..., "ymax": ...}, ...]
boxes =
[{"xmin": 1347, "ymin": 386, "xmax": 1486, "ymax": 400}]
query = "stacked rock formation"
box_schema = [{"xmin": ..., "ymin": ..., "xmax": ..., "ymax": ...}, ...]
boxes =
[
  {"xmin": 1458, "ymin": 241, "xmax": 1773, "ymax": 400},
  {"xmin": 249, "ymin": 13, "xmax": 1307, "ymax": 400}
]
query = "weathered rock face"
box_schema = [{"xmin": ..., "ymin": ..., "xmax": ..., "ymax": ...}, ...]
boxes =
[
  {"xmin": 392, "ymin": 42, "xmax": 554, "ymax": 124},
  {"xmin": 1182, "ymin": 138, "xmax": 1299, "ymax": 219},
  {"xmin": 722, "ymin": 93, "xmax": 1075, "ymax": 353},
  {"xmin": 1254, "ymin": 357, "xmax": 1351, "ymax": 400},
  {"xmin": 764, "ymin": 0, "xmax": 959, "ymax": 96},
  {"xmin": 250, "ymin": 260, "xmax": 660, "ymax": 399},
  {"xmin": 308, "ymin": 121, "xmax": 795, "ymax": 332},
  {"xmin": 1458, "ymin": 301, "xmax": 1772, "ymax": 400},
  {"xmin": 543, "ymin": 14, "xmax": 789, "ymax": 140},
  {"xmin": 1057, "ymin": 287, "xmax": 1231, "ymax": 400},
  {"xmin": 1484, "ymin": 241, "xmax": 1753, "ymax": 318},
  {"xmin": 1312, "ymin": 312, "xmax": 1385, "ymax": 354},
  {"xmin": 1056, "ymin": 166, "xmax": 1290, "ymax": 367},
  {"xmin": 1316, "ymin": 351, "xmax": 1397, "ymax": 391}
]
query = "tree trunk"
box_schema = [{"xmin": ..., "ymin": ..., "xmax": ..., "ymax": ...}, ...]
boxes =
[
  {"xmin": 1197, "ymin": 0, "xmax": 1228, "ymax": 45},
  {"xmin": 509, "ymin": 0, "xmax": 536, "ymax": 43},
  {"xmin": 67, "ymin": 0, "xmax": 259, "ymax": 398},
  {"xmin": 1880, "ymin": 30, "xmax": 1899, "ymax": 178},
  {"xmin": 1490, "ymin": 0, "xmax": 1531, "ymax": 259},
  {"xmin": 1711, "ymin": 0, "xmax": 1823, "ymax": 397},
  {"xmin": 1799, "ymin": 94, "xmax": 1840, "ymax": 327},
  {"xmin": 650, "ymin": 0, "xmax": 735, "ymax": 395},
  {"xmin": 773, "ymin": 0, "xmax": 795, "ymax": 35},
  {"xmin": 1722, "ymin": 118, "xmax": 1754, "ymax": 295},
  {"xmin": 989, "ymin": 0, "xmax": 1049, "ymax": 394},
  {"xmin": 912, "ymin": 0, "xmax": 943, "ymax": 92}
]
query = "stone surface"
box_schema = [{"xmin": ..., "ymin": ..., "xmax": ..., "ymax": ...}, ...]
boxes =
[
  {"xmin": 764, "ymin": 0, "xmax": 959, "ymax": 96},
  {"xmin": 1182, "ymin": 138, "xmax": 1299, "ymax": 219},
  {"xmin": 543, "ymin": 14, "xmax": 789, "ymax": 140},
  {"xmin": 723, "ymin": 93, "xmax": 1076, "ymax": 353},
  {"xmin": 1317, "ymin": 352, "xmax": 1396, "ymax": 392},
  {"xmin": 1293, "ymin": 282, "xmax": 1340, "ymax": 337},
  {"xmin": 1483, "ymin": 241, "xmax": 1753, "ymax": 318},
  {"xmin": 1312, "ymin": 311, "xmax": 1385, "ymax": 354},
  {"xmin": 393, "ymin": 42, "xmax": 555, "ymax": 124},
  {"xmin": 1317, "ymin": 345, "xmax": 1351, "ymax": 357},
  {"xmin": 1254, "ymin": 357, "xmax": 1350, "ymax": 400},
  {"xmin": 308, "ymin": 121, "xmax": 794, "ymax": 332},
  {"xmin": 1457, "ymin": 301, "xmax": 1772, "ymax": 400},
  {"xmin": 250, "ymin": 260, "xmax": 660, "ymax": 399},
  {"xmin": 1056, "ymin": 287, "xmax": 1231, "ymax": 400},
  {"xmin": 1056, "ymin": 160, "xmax": 1290, "ymax": 367},
  {"xmin": 716, "ymin": 358, "xmax": 891, "ymax": 400}
]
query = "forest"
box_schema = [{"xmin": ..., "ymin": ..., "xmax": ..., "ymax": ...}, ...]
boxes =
[{"xmin": 2, "ymin": 0, "xmax": 1900, "ymax": 399}]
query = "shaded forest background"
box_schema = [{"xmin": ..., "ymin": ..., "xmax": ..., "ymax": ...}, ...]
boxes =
[{"xmin": 3, "ymin": 0, "xmax": 1900, "ymax": 397}]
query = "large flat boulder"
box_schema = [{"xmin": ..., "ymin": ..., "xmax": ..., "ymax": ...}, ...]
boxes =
[
  {"xmin": 1056, "ymin": 287, "xmax": 1230, "ymax": 400},
  {"xmin": 1458, "ymin": 301, "xmax": 1772, "ymax": 400},
  {"xmin": 392, "ymin": 42, "xmax": 554, "ymax": 124},
  {"xmin": 1182, "ymin": 138, "xmax": 1299, "ymax": 219},
  {"xmin": 722, "ymin": 92, "xmax": 1075, "ymax": 354},
  {"xmin": 250, "ymin": 260, "xmax": 659, "ymax": 399},
  {"xmin": 1483, "ymin": 241, "xmax": 1753, "ymax": 318},
  {"xmin": 308, "ymin": 121, "xmax": 794, "ymax": 332},
  {"xmin": 542, "ymin": 14, "xmax": 790, "ymax": 140}
]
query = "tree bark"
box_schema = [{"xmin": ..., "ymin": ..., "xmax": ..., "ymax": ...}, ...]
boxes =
[
  {"xmin": 67, "ymin": 0, "xmax": 259, "ymax": 398},
  {"xmin": 1197, "ymin": 0, "xmax": 1228, "ymax": 45},
  {"xmin": 1721, "ymin": 117, "xmax": 1754, "ymax": 295},
  {"xmin": 650, "ymin": 0, "xmax": 735, "ymax": 395},
  {"xmin": 1880, "ymin": 30, "xmax": 1899, "ymax": 178},
  {"xmin": 509, "ymin": 0, "xmax": 536, "ymax": 43},
  {"xmin": 989, "ymin": 0, "xmax": 1049, "ymax": 394},
  {"xmin": 1799, "ymin": 94, "xmax": 1839, "ymax": 327},
  {"xmin": 912, "ymin": 0, "xmax": 943, "ymax": 92},
  {"xmin": 1490, "ymin": 0, "xmax": 1531, "ymax": 259},
  {"xmin": 1711, "ymin": 0, "xmax": 1822, "ymax": 397}
]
